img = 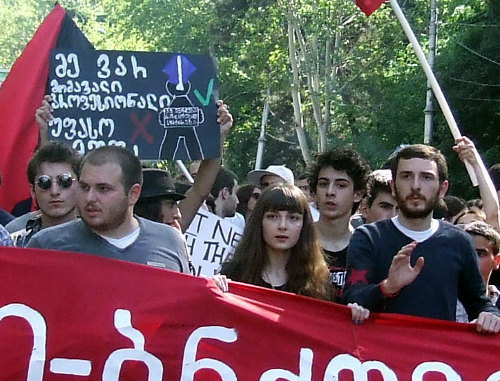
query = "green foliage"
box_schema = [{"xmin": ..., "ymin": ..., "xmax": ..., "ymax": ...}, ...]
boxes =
[
  {"xmin": 0, "ymin": 1, "xmax": 52, "ymax": 69},
  {"xmin": 437, "ymin": 0, "xmax": 500, "ymax": 197},
  {"xmin": 1, "ymin": 0, "xmax": 497, "ymax": 196}
]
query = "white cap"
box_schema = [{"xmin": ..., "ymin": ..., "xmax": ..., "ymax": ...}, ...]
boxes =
[
  {"xmin": 371, "ymin": 169, "xmax": 392, "ymax": 181},
  {"xmin": 247, "ymin": 165, "xmax": 295, "ymax": 186}
]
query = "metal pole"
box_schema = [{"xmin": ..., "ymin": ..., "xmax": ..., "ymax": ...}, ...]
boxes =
[
  {"xmin": 175, "ymin": 160, "xmax": 194, "ymax": 184},
  {"xmin": 255, "ymin": 89, "xmax": 270, "ymax": 170}
]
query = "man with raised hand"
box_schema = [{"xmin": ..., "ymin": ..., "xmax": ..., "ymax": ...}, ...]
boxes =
[{"xmin": 344, "ymin": 144, "xmax": 500, "ymax": 333}]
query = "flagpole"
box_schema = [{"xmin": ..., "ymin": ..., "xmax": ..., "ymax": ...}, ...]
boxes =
[
  {"xmin": 389, "ymin": 0, "xmax": 478, "ymax": 186},
  {"xmin": 255, "ymin": 89, "xmax": 270, "ymax": 170},
  {"xmin": 176, "ymin": 160, "xmax": 194, "ymax": 184}
]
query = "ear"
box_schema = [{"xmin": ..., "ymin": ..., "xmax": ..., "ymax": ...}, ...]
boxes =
[
  {"xmin": 353, "ymin": 190, "xmax": 364, "ymax": 203},
  {"xmin": 128, "ymin": 183, "xmax": 142, "ymax": 205},
  {"xmin": 359, "ymin": 198, "xmax": 369, "ymax": 219},
  {"xmin": 494, "ymin": 254, "xmax": 500, "ymax": 270},
  {"xmin": 438, "ymin": 180, "xmax": 449, "ymax": 198},
  {"xmin": 29, "ymin": 183, "xmax": 35, "ymax": 200},
  {"xmin": 390, "ymin": 179, "xmax": 396, "ymax": 197},
  {"xmin": 221, "ymin": 187, "xmax": 230, "ymax": 200}
]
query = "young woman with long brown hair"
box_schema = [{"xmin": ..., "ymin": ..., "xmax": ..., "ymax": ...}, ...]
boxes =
[
  {"xmin": 215, "ymin": 184, "xmax": 370, "ymax": 322},
  {"xmin": 219, "ymin": 183, "xmax": 330, "ymax": 299}
]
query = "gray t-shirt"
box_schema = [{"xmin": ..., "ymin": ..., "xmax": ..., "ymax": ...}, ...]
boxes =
[{"xmin": 27, "ymin": 216, "xmax": 190, "ymax": 273}]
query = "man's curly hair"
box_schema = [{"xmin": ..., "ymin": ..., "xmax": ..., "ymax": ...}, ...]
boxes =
[{"xmin": 309, "ymin": 148, "xmax": 371, "ymax": 193}]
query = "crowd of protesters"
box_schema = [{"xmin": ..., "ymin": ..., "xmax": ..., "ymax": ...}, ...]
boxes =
[{"xmin": 0, "ymin": 96, "xmax": 499, "ymax": 334}]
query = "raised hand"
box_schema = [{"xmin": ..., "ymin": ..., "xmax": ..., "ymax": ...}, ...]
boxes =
[
  {"xmin": 453, "ymin": 136, "xmax": 479, "ymax": 167},
  {"xmin": 383, "ymin": 241, "xmax": 424, "ymax": 295},
  {"xmin": 35, "ymin": 94, "xmax": 53, "ymax": 147},
  {"xmin": 216, "ymin": 100, "xmax": 233, "ymax": 139}
]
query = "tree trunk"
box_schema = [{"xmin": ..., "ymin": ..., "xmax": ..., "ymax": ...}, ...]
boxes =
[{"xmin": 287, "ymin": 19, "xmax": 311, "ymax": 165}]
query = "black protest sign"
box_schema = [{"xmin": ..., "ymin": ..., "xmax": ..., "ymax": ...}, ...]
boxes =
[{"xmin": 48, "ymin": 49, "xmax": 220, "ymax": 160}]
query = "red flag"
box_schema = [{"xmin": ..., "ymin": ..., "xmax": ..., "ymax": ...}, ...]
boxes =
[
  {"xmin": 0, "ymin": 4, "xmax": 92, "ymax": 215},
  {"xmin": 356, "ymin": 0, "xmax": 386, "ymax": 16}
]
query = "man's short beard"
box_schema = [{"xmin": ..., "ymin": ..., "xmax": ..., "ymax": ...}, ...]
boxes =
[
  {"xmin": 395, "ymin": 187, "xmax": 441, "ymax": 219},
  {"xmin": 225, "ymin": 209, "xmax": 236, "ymax": 218}
]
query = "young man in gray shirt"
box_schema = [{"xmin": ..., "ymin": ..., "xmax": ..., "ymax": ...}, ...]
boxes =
[{"xmin": 28, "ymin": 145, "xmax": 190, "ymax": 273}]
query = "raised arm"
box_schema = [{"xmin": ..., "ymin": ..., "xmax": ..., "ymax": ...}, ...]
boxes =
[
  {"xmin": 453, "ymin": 137, "xmax": 499, "ymax": 228},
  {"xmin": 35, "ymin": 95, "xmax": 53, "ymax": 149},
  {"xmin": 179, "ymin": 100, "xmax": 233, "ymax": 232}
]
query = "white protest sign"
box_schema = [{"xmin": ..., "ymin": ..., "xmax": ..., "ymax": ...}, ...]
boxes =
[{"xmin": 185, "ymin": 208, "xmax": 243, "ymax": 276}]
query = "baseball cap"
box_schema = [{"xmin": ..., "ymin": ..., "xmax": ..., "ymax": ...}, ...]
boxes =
[{"xmin": 247, "ymin": 165, "xmax": 295, "ymax": 186}]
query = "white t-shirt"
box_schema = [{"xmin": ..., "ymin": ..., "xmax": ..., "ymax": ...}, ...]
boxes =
[
  {"xmin": 391, "ymin": 216, "xmax": 439, "ymax": 242},
  {"xmin": 224, "ymin": 212, "xmax": 246, "ymax": 231},
  {"xmin": 99, "ymin": 227, "xmax": 140, "ymax": 249},
  {"xmin": 309, "ymin": 203, "xmax": 320, "ymax": 222}
]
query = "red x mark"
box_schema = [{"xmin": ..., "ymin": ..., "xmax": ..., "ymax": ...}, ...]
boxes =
[
  {"xmin": 130, "ymin": 113, "xmax": 154, "ymax": 144},
  {"xmin": 346, "ymin": 269, "xmax": 368, "ymax": 286}
]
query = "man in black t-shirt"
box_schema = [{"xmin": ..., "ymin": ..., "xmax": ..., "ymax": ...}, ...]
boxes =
[{"xmin": 309, "ymin": 148, "xmax": 370, "ymax": 302}]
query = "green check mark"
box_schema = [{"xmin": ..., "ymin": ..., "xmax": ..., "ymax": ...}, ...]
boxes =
[{"xmin": 194, "ymin": 78, "xmax": 215, "ymax": 106}]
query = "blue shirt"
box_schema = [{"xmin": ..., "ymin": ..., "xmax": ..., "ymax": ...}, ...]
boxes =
[{"xmin": 0, "ymin": 224, "xmax": 13, "ymax": 246}]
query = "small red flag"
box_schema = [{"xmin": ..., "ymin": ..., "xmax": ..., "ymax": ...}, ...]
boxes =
[{"xmin": 356, "ymin": 0, "xmax": 386, "ymax": 16}]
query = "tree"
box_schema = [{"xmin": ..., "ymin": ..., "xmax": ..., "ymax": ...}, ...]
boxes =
[
  {"xmin": 1, "ymin": 0, "xmax": 496, "ymax": 193},
  {"xmin": 436, "ymin": 0, "xmax": 500, "ymax": 197}
]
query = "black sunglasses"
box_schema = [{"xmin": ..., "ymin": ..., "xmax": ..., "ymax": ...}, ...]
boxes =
[{"xmin": 36, "ymin": 174, "xmax": 75, "ymax": 190}]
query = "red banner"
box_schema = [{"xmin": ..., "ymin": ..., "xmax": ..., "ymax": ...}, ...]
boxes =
[{"xmin": 0, "ymin": 247, "xmax": 498, "ymax": 380}]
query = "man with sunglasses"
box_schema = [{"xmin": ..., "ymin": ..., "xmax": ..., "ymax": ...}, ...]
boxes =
[{"xmin": 11, "ymin": 142, "xmax": 81, "ymax": 247}]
